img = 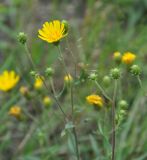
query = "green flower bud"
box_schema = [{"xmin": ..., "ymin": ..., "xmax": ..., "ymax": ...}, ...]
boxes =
[
  {"xmin": 45, "ymin": 67, "xmax": 54, "ymax": 77},
  {"xmin": 89, "ymin": 73, "xmax": 97, "ymax": 80},
  {"xmin": 110, "ymin": 68, "xmax": 120, "ymax": 79},
  {"xmin": 130, "ymin": 65, "xmax": 141, "ymax": 76},
  {"xmin": 102, "ymin": 76, "xmax": 111, "ymax": 87},
  {"xmin": 120, "ymin": 110, "xmax": 126, "ymax": 116},
  {"xmin": 30, "ymin": 70, "xmax": 37, "ymax": 77},
  {"xmin": 18, "ymin": 32, "xmax": 27, "ymax": 44},
  {"xmin": 62, "ymin": 20, "xmax": 69, "ymax": 34},
  {"xmin": 118, "ymin": 100, "xmax": 128, "ymax": 109}
]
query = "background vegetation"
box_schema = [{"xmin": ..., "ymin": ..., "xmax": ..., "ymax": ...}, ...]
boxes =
[{"xmin": 0, "ymin": 0, "xmax": 147, "ymax": 160}]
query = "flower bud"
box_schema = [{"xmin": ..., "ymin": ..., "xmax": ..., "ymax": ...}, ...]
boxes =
[
  {"xmin": 43, "ymin": 96, "xmax": 52, "ymax": 107},
  {"xmin": 120, "ymin": 109, "xmax": 127, "ymax": 115},
  {"xmin": 118, "ymin": 100, "xmax": 128, "ymax": 109},
  {"xmin": 9, "ymin": 105, "xmax": 22, "ymax": 120},
  {"xmin": 45, "ymin": 67, "xmax": 54, "ymax": 77},
  {"xmin": 113, "ymin": 51, "xmax": 122, "ymax": 64},
  {"xmin": 64, "ymin": 74, "xmax": 73, "ymax": 84},
  {"xmin": 30, "ymin": 70, "xmax": 37, "ymax": 77},
  {"xmin": 102, "ymin": 76, "xmax": 111, "ymax": 87},
  {"xmin": 62, "ymin": 20, "xmax": 69, "ymax": 34},
  {"xmin": 89, "ymin": 73, "xmax": 97, "ymax": 81},
  {"xmin": 34, "ymin": 76, "xmax": 44, "ymax": 90},
  {"xmin": 130, "ymin": 65, "xmax": 141, "ymax": 76},
  {"xmin": 110, "ymin": 68, "xmax": 120, "ymax": 79},
  {"xmin": 18, "ymin": 32, "xmax": 27, "ymax": 44}
]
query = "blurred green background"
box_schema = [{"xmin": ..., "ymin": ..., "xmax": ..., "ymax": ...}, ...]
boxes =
[{"xmin": 0, "ymin": 0, "xmax": 147, "ymax": 160}]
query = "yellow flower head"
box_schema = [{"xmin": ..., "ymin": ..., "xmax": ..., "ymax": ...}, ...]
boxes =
[
  {"xmin": 122, "ymin": 52, "xmax": 136, "ymax": 65},
  {"xmin": 9, "ymin": 106, "xmax": 22, "ymax": 119},
  {"xmin": 86, "ymin": 94, "xmax": 103, "ymax": 107},
  {"xmin": 38, "ymin": 20, "xmax": 67, "ymax": 44},
  {"xmin": 34, "ymin": 77, "xmax": 43, "ymax": 90},
  {"xmin": 0, "ymin": 70, "xmax": 20, "ymax": 92},
  {"xmin": 43, "ymin": 96, "xmax": 52, "ymax": 107},
  {"xmin": 64, "ymin": 74, "xmax": 73, "ymax": 83}
]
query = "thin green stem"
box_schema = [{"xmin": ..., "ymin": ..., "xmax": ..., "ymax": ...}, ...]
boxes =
[
  {"xmin": 57, "ymin": 45, "xmax": 80, "ymax": 160},
  {"xmin": 57, "ymin": 45, "xmax": 69, "ymax": 76},
  {"xmin": 95, "ymin": 80, "xmax": 112, "ymax": 102},
  {"xmin": 24, "ymin": 43, "xmax": 36, "ymax": 69},
  {"xmin": 73, "ymin": 127, "xmax": 80, "ymax": 160},
  {"xmin": 137, "ymin": 75, "xmax": 142, "ymax": 89},
  {"xmin": 111, "ymin": 80, "xmax": 117, "ymax": 160},
  {"xmin": 65, "ymin": 37, "xmax": 77, "ymax": 77},
  {"xmin": 24, "ymin": 43, "xmax": 67, "ymax": 121}
]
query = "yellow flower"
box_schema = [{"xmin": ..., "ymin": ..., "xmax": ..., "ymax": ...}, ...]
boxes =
[
  {"xmin": 64, "ymin": 74, "xmax": 73, "ymax": 83},
  {"xmin": 43, "ymin": 96, "xmax": 52, "ymax": 107},
  {"xmin": 86, "ymin": 94, "xmax": 103, "ymax": 107},
  {"xmin": 9, "ymin": 106, "xmax": 22, "ymax": 119},
  {"xmin": 0, "ymin": 70, "xmax": 20, "ymax": 92},
  {"xmin": 34, "ymin": 77, "xmax": 44, "ymax": 90},
  {"xmin": 122, "ymin": 52, "xmax": 136, "ymax": 65},
  {"xmin": 38, "ymin": 20, "xmax": 67, "ymax": 44}
]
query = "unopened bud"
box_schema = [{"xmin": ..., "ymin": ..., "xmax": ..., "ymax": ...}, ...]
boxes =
[
  {"xmin": 110, "ymin": 68, "xmax": 120, "ymax": 79},
  {"xmin": 130, "ymin": 65, "xmax": 141, "ymax": 76},
  {"xmin": 45, "ymin": 67, "xmax": 54, "ymax": 77},
  {"xmin": 118, "ymin": 100, "xmax": 128, "ymax": 109},
  {"xmin": 102, "ymin": 76, "xmax": 111, "ymax": 87},
  {"xmin": 89, "ymin": 73, "xmax": 97, "ymax": 80},
  {"xmin": 18, "ymin": 32, "xmax": 27, "ymax": 44}
]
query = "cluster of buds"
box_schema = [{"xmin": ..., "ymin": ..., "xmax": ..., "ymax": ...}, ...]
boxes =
[{"xmin": 116, "ymin": 100, "xmax": 128, "ymax": 126}]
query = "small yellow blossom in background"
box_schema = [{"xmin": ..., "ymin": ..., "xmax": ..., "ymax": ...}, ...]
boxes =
[
  {"xmin": 38, "ymin": 20, "xmax": 67, "ymax": 44},
  {"xmin": 113, "ymin": 51, "xmax": 121, "ymax": 59},
  {"xmin": 34, "ymin": 77, "xmax": 43, "ymax": 90},
  {"xmin": 122, "ymin": 52, "xmax": 136, "ymax": 65},
  {"xmin": 64, "ymin": 74, "xmax": 73, "ymax": 83},
  {"xmin": 113, "ymin": 51, "xmax": 122, "ymax": 64},
  {"xmin": 43, "ymin": 96, "xmax": 52, "ymax": 107},
  {"xmin": 86, "ymin": 94, "xmax": 103, "ymax": 108},
  {"xmin": 0, "ymin": 70, "xmax": 20, "ymax": 92},
  {"xmin": 9, "ymin": 106, "xmax": 22, "ymax": 119},
  {"xmin": 19, "ymin": 86, "xmax": 31, "ymax": 99},
  {"xmin": 20, "ymin": 86, "xmax": 29, "ymax": 95}
]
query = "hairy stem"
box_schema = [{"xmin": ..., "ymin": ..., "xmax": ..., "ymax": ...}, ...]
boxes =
[
  {"xmin": 95, "ymin": 80, "xmax": 112, "ymax": 102},
  {"xmin": 112, "ymin": 80, "xmax": 117, "ymax": 160},
  {"xmin": 57, "ymin": 45, "xmax": 80, "ymax": 160}
]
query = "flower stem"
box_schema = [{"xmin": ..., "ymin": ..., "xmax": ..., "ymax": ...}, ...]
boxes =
[
  {"xmin": 111, "ymin": 80, "xmax": 117, "ymax": 160},
  {"xmin": 137, "ymin": 75, "xmax": 142, "ymax": 89},
  {"xmin": 95, "ymin": 80, "xmax": 112, "ymax": 102},
  {"xmin": 57, "ymin": 45, "xmax": 80, "ymax": 160},
  {"xmin": 24, "ymin": 44, "xmax": 36, "ymax": 69},
  {"xmin": 65, "ymin": 37, "xmax": 77, "ymax": 77},
  {"xmin": 24, "ymin": 44, "xmax": 67, "ymax": 121}
]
